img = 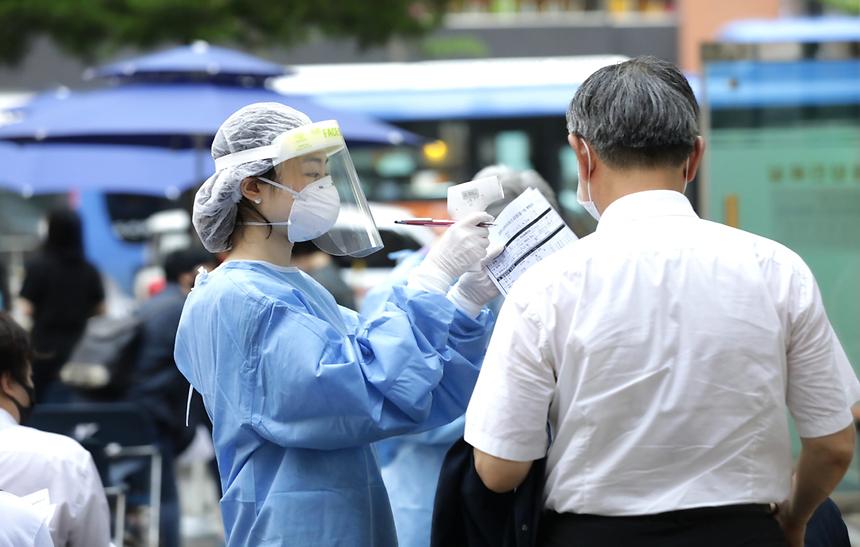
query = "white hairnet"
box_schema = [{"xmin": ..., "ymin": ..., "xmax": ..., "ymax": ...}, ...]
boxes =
[
  {"xmin": 474, "ymin": 164, "xmax": 560, "ymax": 217},
  {"xmin": 192, "ymin": 102, "xmax": 312, "ymax": 252}
]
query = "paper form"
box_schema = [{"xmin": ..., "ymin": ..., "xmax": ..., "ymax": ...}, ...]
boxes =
[{"xmin": 484, "ymin": 188, "xmax": 577, "ymax": 296}]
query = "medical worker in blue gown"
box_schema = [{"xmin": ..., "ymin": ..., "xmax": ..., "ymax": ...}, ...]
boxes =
[
  {"xmin": 174, "ymin": 102, "xmax": 502, "ymax": 547},
  {"xmin": 364, "ymin": 165, "xmax": 561, "ymax": 547}
]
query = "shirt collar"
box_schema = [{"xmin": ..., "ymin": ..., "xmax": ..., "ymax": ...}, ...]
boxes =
[
  {"xmin": 0, "ymin": 407, "xmax": 18, "ymax": 430},
  {"xmin": 596, "ymin": 190, "xmax": 697, "ymax": 233}
]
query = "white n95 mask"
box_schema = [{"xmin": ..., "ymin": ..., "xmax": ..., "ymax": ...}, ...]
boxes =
[
  {"xmin": 250, "ymin": 175, "xmax": 341, "ymax": 242},
  {"xmin": 576, "ymin": 141, "xmax": 600, "ymax": 221}
]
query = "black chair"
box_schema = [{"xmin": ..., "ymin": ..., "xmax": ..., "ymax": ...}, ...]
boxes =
[{"xmin": 29, "ymin": 402, "xmax": 163, "ymax": 547}]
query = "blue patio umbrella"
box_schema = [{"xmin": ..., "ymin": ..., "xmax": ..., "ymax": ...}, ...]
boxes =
[
  {"xmin": 93, "ymin": 42, "xmax": 289, "ymax": 82},
  {"xmin": 0, "ymin": 141, "xmax": 210, "ymax": 196},
  {"xmin": 0, "ymin": 83, "xmax": 414, "ymax": 148},
  {"xmin": 0, "ymin": 42, "xmax": 418, "ymax": 293},
  {"xmin": 0, "ymin": 42, "xmax": 419, "ymax": 195}
]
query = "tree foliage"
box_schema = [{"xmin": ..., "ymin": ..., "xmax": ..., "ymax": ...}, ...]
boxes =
[
  {"xmin": 0, "ymin": 0, "xmax": 447, "ymax": 66},
  {"xmin": 821, "ymin": 0, "xmax": 860, "ymax": 13}
]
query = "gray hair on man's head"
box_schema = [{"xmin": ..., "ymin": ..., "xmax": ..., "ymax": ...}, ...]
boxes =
[{"xmin": 566, "ymin": 56, "xmax": 699, "ymax": 169}]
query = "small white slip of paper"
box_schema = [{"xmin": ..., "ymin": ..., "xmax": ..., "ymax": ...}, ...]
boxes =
[{"xmin": 485, "ymin": 188, "xmax": 577, "ymax": 296}]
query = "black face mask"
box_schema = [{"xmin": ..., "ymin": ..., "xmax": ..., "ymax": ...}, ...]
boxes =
[{"xmin": 8, "ymin": 381, "xmax": 35, "ymax": 425}]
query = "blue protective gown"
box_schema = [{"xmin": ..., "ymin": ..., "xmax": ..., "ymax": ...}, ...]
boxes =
[{"xmin": 174, "ymin": 260, "xmax": 492, "ymax": 547}]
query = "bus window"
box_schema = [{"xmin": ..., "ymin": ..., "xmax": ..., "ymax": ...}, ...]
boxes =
[{"xmin": 495, "ymin": 131, "xmax": 533, "ymax": 171}]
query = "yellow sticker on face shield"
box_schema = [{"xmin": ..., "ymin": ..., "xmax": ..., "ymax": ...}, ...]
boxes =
[
  {"xmin": 322, "ymin": 126, "xmax": 341, "ymax": 139},
  {"xmin": 278, "ymin": 120, "xmax": 345, "ymax": 163}
]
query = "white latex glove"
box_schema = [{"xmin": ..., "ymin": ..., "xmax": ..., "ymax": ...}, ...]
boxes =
[
  {"xmin": 447, "ymin": 243, "xmax": 504, "ymax": 317},
  {"xmin": 407, "ymin": 212, "xmax": 493, "ymax": 294}
]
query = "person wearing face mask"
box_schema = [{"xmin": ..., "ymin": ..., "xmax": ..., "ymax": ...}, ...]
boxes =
[
  {"xmin": 464, "ymin": 57, "xmax": 860, "ymax": 547},
  {"xmin": 175, "ymin": 102, "xmax": 497, "ymax": 547},
  {"xmin": 0, "ymin": 312, "xmax": 111, "ymax": 547}
]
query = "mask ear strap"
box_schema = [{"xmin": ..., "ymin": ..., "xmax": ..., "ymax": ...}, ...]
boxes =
[
  {"xmin": 257, "ymin": 176, "xmax": 301, "ymax": 198},
  {"xmin": 185, "ymin": 384, "xmax": 194, "ymax": 428},
  {"xmin": 583, "ymin": 141, "xmax": 594, "ymax": 202},
  {"xmin": 682, "ymin": 158, "xmax": 690, "ymax": 195}
]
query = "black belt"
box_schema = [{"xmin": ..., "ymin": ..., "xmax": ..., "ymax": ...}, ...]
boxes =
[{"xmin": 551, "ymin": 503, "xmax": 777, "ymax": 522}]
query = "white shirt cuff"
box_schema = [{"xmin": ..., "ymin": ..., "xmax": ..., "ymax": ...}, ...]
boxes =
[
  {"xmin": 464, "ymin": 427, "xmax": 547, "ymax": 462},
  {"xmin": 795, "ymin": 408, "xmax": 854, "ymax": 439}
]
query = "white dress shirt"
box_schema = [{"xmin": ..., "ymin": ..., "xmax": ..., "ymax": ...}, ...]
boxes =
[
  {"xmin": 0, "ymin": 491, "xmax": 55, "ymax": 547},
  {"xmin": 465, "ymin": 190, "xmax": 860, "ymax": 516},
  {"xmin": 0, "ymin": 409, "xmax": 111, "ymax": 547}
]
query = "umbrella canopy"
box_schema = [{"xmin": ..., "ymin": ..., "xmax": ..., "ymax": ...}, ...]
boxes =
[
  {"xmin": 93, "ymin": 41, "xmax": 290, "ymax": 82},
  {"xmin": 0, "ymin": 141, "xmax": 210, "ymax": 197},
  {"xmin": 0, "ymin": 43, "xmax": 420, "ymax": 197},
  {"xmin": 0, "ymin": 83, "xmax": 415, "ymax": 147}
]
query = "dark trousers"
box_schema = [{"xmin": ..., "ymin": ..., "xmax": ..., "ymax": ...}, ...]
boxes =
[{"xmin": 539, "ymin": 504, "xmax": 788, "ymax": 547}]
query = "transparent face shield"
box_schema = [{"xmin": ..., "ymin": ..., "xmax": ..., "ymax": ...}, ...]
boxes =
[{"xmin": 215, "ymin": 120, "xmax": 383, "ymax": 258}]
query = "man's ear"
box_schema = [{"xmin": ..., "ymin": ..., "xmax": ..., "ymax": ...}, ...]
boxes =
[
  {"xmin": 240, "ymin": 177, "xmax": 264, "ymax": 203},
  {"xmin": 685, "ymin": 136, "xmax": 706, "ymax": 183},
  {"xmin": 568, "ymin": 134, "xmax": 593, "ymax": 182}
]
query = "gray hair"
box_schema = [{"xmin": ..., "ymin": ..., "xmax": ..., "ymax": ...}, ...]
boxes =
[{"xmin": 566, "ymin": 56, "xmax": 699, "ymax": 169}]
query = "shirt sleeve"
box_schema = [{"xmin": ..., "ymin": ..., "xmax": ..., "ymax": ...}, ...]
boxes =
[
  {"xmin": 67, "ymin": 452, "xmax": 111, "ymax": 547},
  {"xmin": 464, "ymin": 288, "xmax": 555, "ymax": 461},
  {"xmin": 244, "ymin": 285, "xmax": 494, "ymax": 450},
  {"xmin": 19, "ymin": 260, "xmax": 45, "ymax": 306},
  {"xmin": 830, "ymin": 325, "xmax": 860, "ymax": 406},
  {"xmin": 88, "ymin": 266, "xmax": 105, "ymax": 309},
  {"xmin": 786, "ymin": 267, "xmax": 854, "ymax": 438}
]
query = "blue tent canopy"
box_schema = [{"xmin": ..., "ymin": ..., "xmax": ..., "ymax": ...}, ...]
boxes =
[
  {"xmin": 310, "ymin": 84, "xmax": 581, "ymax": 122},
  {"xmin": 93, "ymin": 41, "xmax": 291, "ymax": 82},
  {"xmin": 718, "ymin": 16, "xmax": 860, "ymax": 43},
  {"xmin": 0, "ymin": 83, "xmax": 417, "ymax": 147},
  {"xmin": 702, "ymin": 59, "xmax": 860, "ymax": 109},
  {"xmin": 0, "ymin": 142, "xmax": 210, "ymax": 196},
  {"xmin": 272, "ymin": 56, "xmax": 629, "ymax": 122}
]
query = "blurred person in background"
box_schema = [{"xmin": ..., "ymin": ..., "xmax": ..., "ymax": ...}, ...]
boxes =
[
  {"xmin": 365, "ymin": 164, "xmax": 560, "ymax": 547},
  {"xmin": 0, "ymin": 258, "xmax": 10, "ymax": 312},
  {"xmin": 0, "ymin": 312, "xmax": 111, "ymax": 547},
  {"xmin": 290, "ymin": 240, "xmax": 356, "ymax": 309},
  {"xmin": 18, "ymin": 209, "xmax": 104, "ymax": 403},
  {"xmin": 175, "ymin": 102, "xmax": 498, "ymax": 546},
  {"xmin": 127, "ymin": 246, "xmax": 215, "ymax": 547}
]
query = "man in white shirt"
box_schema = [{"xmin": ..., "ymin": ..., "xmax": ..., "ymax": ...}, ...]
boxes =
[
  {"xmin": 464, "ymin": 56, "xmax": 859, "ymax": 547},
  {"xmin": 0, "ymin": 313, "xmax": 112, "ymax": 547}
]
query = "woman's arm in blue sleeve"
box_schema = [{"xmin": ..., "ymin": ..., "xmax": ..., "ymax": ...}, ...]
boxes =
[
  {"xmin": 245, "ymin": 291, "xmax": 492, "ymax": 450},
  {"xmin": 359, "ymin": 284, "xmax": 494, "ymax": 429}
]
